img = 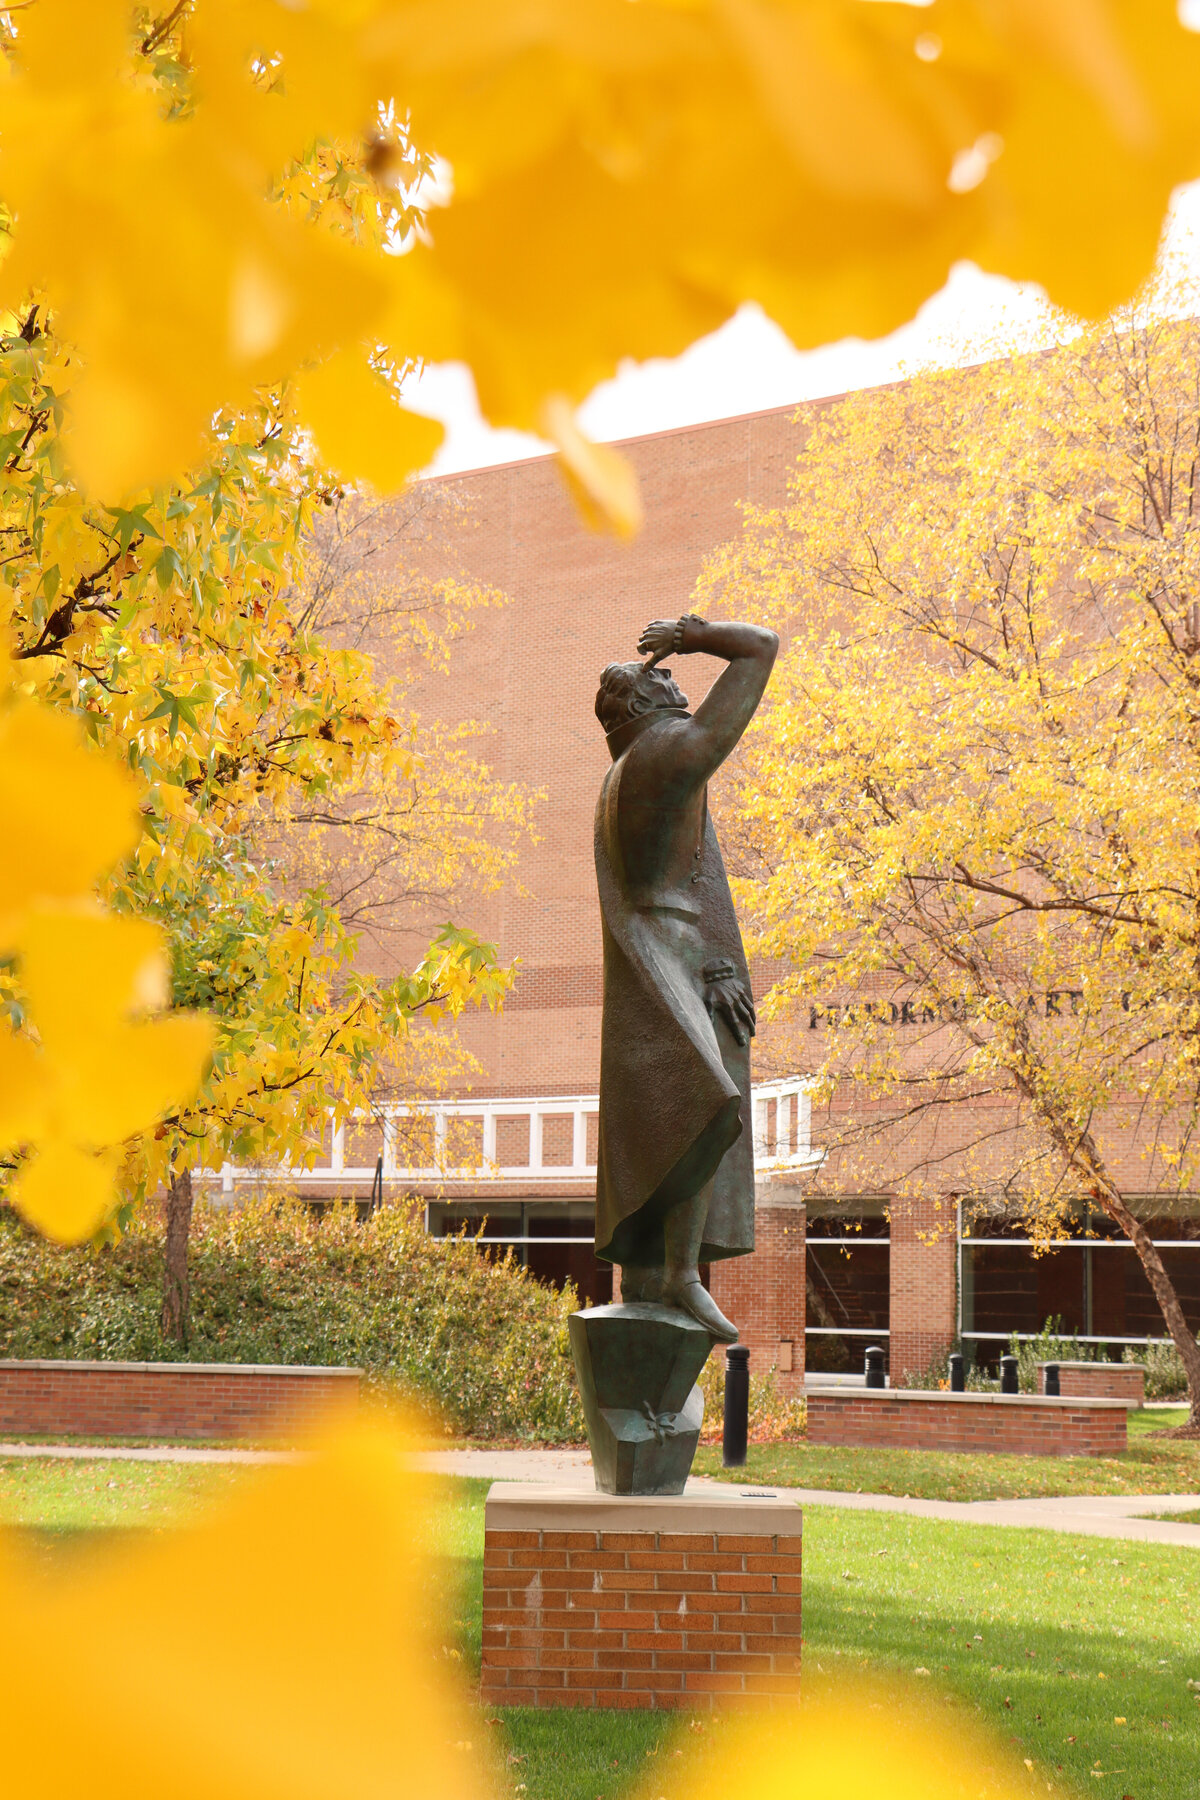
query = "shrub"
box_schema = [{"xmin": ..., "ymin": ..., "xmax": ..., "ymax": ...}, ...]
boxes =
[
  {"xmin": 899, "ymin": 1322, "xmax": 1197, "ymax": 1400},
  {"xmin": 897, "ymin": 1342, "xmax": 997, "ymax": 1392},
  {"xmin": 698, "ymin": 1356, "xmax": 807, "ymax": 1444},
  {"xmin": 1128, "ymin": 1338, "xmax": 1192, "ymax": 1400},
  {"xmin": 1006, "ymin": 1323, "xmax": 1198, "ymax": 1398},
  {"xmin": 1007, "ymin": 1322, "xmax": 1102, "ymax": 1394},
  {"xmin": 0, "ymin": 1196, "xmax": 585, "ymax": 1442}
]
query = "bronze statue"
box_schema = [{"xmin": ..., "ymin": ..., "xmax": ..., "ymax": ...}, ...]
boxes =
[
  {"xmin": 569, "ymin": 614, "xmax": 777, "ymax": 1494},
  {"xmin": 593, "ymin": 615, "xmax": 778, "ymax": 1338},
  {"xmin": 570, "ymin": 614, "xmax": 778, "ymax": 1494}
]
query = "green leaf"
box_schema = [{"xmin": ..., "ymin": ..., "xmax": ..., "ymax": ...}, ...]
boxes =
[{"xmin": 106, "ymin": 504, "xmax": 161, "ymax": 554}]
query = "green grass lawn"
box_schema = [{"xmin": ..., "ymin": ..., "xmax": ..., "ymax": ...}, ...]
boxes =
[
  {"xmin": 797, "ymin": 1507, "xmax": 1200, "ymax": 1800},
  {"xmin": 693, "ymin": 1406, "xmax": 1200, "ymax": 1501},
  {"xmin": 5, "ymin": 1459, "xmax": 1199, "ymax": 1799},
  {"xmin": 433, "ymin": 1476, "xmax": 1200, "ymax": 1800},
  {"xmin": 0, "ymin": 1454, "xmax": 256, "ymax": 1531}
]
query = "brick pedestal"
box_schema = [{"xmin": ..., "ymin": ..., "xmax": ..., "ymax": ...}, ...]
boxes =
[
  {"xmin": 708, "ymin": 1187, "xmax": 806, "ymax": 1393},
  {"xmin": 806, "ymin": 1386, "xmax": 1132, "ymax": 1457},
  {"xmin": 481, "ymin": 1483, "xmax": 803, "ymax": 1709}
]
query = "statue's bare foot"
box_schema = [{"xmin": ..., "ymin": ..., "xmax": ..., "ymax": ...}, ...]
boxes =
[{"xmin": 664, "ymin": 1275, "xmax": 739, "ymax": 1343}]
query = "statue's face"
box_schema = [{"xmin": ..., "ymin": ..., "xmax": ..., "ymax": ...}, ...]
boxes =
[{"xmin": 643, "ymin": 666, "xmax": 688, "ymax": 712}]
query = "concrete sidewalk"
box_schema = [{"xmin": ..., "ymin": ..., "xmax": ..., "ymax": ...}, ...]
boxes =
[
  {"xmin": 1, "ymin": 1440, "xmax": 1197, "ymax": 1547},
  {"xmin": 412, "ymin": 1447, "xmax": 1200, "ymax": 1548}
]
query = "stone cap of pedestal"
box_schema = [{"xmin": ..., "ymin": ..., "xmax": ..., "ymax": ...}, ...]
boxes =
[
  {"xmin": 1036, "ymin": 1359, "xmax": 1146, "ymax": 1372},
  {"xmin": 484, "ymin": 1480, "xmax": 803, "ymax": 1535},
  {"xmin": 806, "ymin": 1385, "xmax": 1137, "ymax": 1410}
]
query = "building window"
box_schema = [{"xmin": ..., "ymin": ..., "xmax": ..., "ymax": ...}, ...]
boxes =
[
  {"xmin": 959, "ymin": 1198, "xmax": 1200, "ymax": 1349},
  {"xmin": 426, "ymin": 1200, "xmax": 613, "ymax": 1307},
  {"xmin": 805, "ymin": 1196, "xmax": 890, "ymax": 1375}
]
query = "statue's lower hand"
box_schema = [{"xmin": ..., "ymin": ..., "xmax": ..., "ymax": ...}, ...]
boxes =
[{"xmin": 702, "ymin": 969, "xmax": 756, "ymax": 1046}]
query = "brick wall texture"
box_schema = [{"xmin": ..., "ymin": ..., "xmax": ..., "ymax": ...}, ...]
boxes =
[
  {"xmin": 1037, "ymin": 1361, "xmax": 1146, "ymax": 1403},
  {"xmin": 709, "ymin": 1196, "xmax": 806, "ymax": 1391},
  {"xmin": 887, "ymin": 1196, "xmax": 958, "ymax": 1380},
  {"xmin": 806, "ymin": 1390, "xmax": 1129, "ymax": 1457},
  {"xmin": 481, "ymin": 1519, "xmax": 803, "ymax": 1709},
  {"xmin": 0, "ymin": 1360, "xmax": 361, "ymax": 1440}
]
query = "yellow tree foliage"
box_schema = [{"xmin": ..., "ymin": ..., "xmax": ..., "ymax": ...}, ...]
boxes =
[
  {"xmin": 702, "ymin": 305, "xmax": 1200, "ymax": 1421},
  {"xmin": 0, "ymin": 683, "xmax": 214, "ymax": 1242},
  {"xmin": 0, "ymin": 2, "xmax": 1199, "ymax": 514},
  {"xmin": 0, "ymin": 307, "xmax": 526, "ymax": 1251}
]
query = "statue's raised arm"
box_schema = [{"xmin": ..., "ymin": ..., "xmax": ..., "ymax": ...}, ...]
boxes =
[{"xmin": 636, "ymin": 613, "xmax": 779, "ymax": 791}]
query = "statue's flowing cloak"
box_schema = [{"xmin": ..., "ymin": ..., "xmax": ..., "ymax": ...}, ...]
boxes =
[{"xmin": 594, "ymin": 743, "xmax": 754, "ymax": 1268}]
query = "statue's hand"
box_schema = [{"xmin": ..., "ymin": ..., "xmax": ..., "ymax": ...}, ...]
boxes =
[
  {"xmin": 702, "ymin": 961, "xmax": 756, "ymax": 1046},
  {"xmin": 638, "ymin": 618, "xmax": 680, "ymax": 666}
]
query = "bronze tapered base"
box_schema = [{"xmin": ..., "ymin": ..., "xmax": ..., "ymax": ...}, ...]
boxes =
[{"xmin": 569, "ymin": 1302, "xmax": 715, "ymax": 1495}]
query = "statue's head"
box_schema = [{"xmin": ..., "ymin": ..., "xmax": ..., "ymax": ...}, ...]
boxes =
[{"xmin": 595, "ymin": 662, "xmax": 688, "ymax": 735}]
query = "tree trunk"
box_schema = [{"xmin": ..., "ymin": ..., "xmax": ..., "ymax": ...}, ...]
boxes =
[
  {"xmin": 161, "ymin": 1166, "xmax": 193, "ymax": 1347},
  {"xmin": 1093, "ymin": 1186, "xmax": 1200, "ymax": 1436},
  {"xmin": 1043, "ymin": 1105, "xmax": 1200, "ymax": 1433},
  {"xmin": 990, "ymin": 1011, "xmax": 1200, "ymax": 1434}
]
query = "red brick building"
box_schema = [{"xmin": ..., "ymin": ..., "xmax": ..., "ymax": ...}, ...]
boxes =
[{"xmin": 258, "ymin": 398, "xmax": 1200, "ymax": 1387}]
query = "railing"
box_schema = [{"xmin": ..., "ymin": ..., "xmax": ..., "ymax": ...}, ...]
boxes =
[{"xmin": 202, "ymin": 1076, "xmax": 821, "ymax": 1193}]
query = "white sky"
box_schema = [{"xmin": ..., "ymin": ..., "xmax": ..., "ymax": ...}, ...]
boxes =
[{"xmin": 403, "ymin": 179, "xmax": 1200, "ymax": 481}]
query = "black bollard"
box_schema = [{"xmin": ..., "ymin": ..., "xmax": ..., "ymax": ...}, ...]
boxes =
[
  {"xmin": 864, "ymin": 1345, "xmax": 886, "ymax": 1389},
  {"xmin": 722, "ymin": 1345, "xmax": 750, "ymax": 1468},
  {"xmin": 1043, "ymin": 1361, "xmax": 1060, "ymax": 1397},
  {"xmin": 1000, "ymin": 1353, "xmax": 1019, "ymax": 1394},
  {"xmin": 948, "ymin": 1352, "xmax": 965, "ymax": 1392}
]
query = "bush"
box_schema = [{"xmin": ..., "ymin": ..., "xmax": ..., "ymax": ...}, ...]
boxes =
[
  {"xmin": 1007, "ymin": 1322, "xmax": 1102, "ymax": 1394},
  {"xmin": 900, "ymin": 1322, "xmax": 1197, "ymax": 1401},
  {"xmin": 0, "ymin": 1196, "xmax": 585, "ymax": 1442},
  {"xmin": 698, "ymin": 1356, "xmax": 807, "ymax": 1443},
  {"xmin": 898, "ymin": 1342, "xmax": 997, "ymax": 1392},
  {"xmin": 1129, "ymin": 1338, "xmax": 1192, "ymax": 1399},
  {"xmin": 1009, "ymin": 1323, "xmax": 1198, "ymax": 1399}
]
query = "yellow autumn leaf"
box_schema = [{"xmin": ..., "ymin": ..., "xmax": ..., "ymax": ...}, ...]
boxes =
[
  {"xmin": 2, "ymin": 909, "xmax": 214, "ymax": 1238},
  {"xmin": 68, "ymin": 1012, "xmax": 216, "ymax": 1149},
  {"xmin": 541, "ymin": 395, "xmax": 643, "ymax": 540},
  {"xmin": 18, "ymin": 909, "xmax": 170, "ymax": 1043},
  {"xmin": 0, "ymin": 1419, "xmax": 494, "ymax": 1800},
  {"xmin": 7, "ymin": 1139, "xmax": 121, "ymax": 1244},
  {"xmin": 296, "ymin": 347, "xmax": 444, "ymax": 492},
  {"xmin": 37, "ymin": 500, "xmax": 107, "ymax": 593},
  {"xmin": 2, "ymin": 0, "xmax": 1199, "ymax": 493},
  {"xmin": 280, "ymin": 924, "xmax": 315, "ymax": 959},
  {"xmin": 0, "ymin": 698, "xmax": 139, "ymax": 943},
  {"xmin": 668, "ymin": 1680, "xmax": 1027, "ymax": 1800},
  {"xmin": 0, "ymin": 1024, "xmax": 46, "ymax": 1148}
]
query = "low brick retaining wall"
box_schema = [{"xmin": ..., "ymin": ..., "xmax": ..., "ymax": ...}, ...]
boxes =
[
  {"xmin": 481, "ymin": 1484, "xmax": 803, "ymax": 1710},
  {"xmin": 806, "ymin": 1386, "xmax": 1131, "ymax": 1457},
  {"xmin": 0, "ymin": 1359, "xmax": 361, "ymax": 1441},
  {"xmin": 1037, "ymin": 1360, "xmax": 1145, "ymax": 1404}
]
